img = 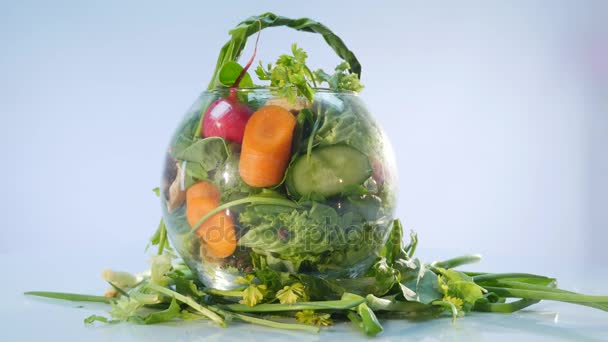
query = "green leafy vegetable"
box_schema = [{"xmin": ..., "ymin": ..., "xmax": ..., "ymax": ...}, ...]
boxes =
[
  {"xmin": 255, "ymin": 43, "xmax": 317, "ymax": 102},
  {"xmin": 218, "ymin": 61, "xmax": 254, "ymax": 87},
  {"xmin": 255, "ymin": 44, "xmax": 365, "ymax": 102},
  {"xmin": 315, "ymin": 62, "xmax": 364, "ymax": 92},
  {"xmin": 146, "ymin": 218, "xmax": 172, "ymax": 255},
  {"xmin": 25, "ymin": 12, "xmax": 608, "ymax": 339},
  {"xmin": 109, "ymin": 296, "xmax": 144, "ymax": 321},
  {"xmin": 237, "ymin": 201, "xmax": 385, "ymax": 274},
  {"xmin": 208, "ymin": 12, "xmax": 361, "ymax": 90},
  {"xmin": 143, "ymin": 298, "xmax": 181, "ymax": 324},
  {"xmin": 174, "ymin": 137, "xmax": 230, "ymax": 171},
  {"xmin": 25, "ymin": 219, "xmax": 608, "ymax": 336}
]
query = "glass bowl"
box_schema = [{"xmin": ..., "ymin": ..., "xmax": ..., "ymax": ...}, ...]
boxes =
[{"xmin": 161, "ymin": 87, "xmax": 398, "ymax": 290}]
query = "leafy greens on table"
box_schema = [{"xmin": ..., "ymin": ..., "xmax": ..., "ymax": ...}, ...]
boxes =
[{"xmin": 24, "ymin": 12, "xmax": 608, "ymax": 338}]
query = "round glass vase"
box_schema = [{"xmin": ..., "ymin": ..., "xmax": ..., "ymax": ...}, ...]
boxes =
[{"xmin": 161, "ymin": 87, "xmax": 398, "ymax": 290}]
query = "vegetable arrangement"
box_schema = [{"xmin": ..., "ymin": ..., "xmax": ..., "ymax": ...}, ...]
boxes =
[{"xmin": 25, "ymin": 12, "xmax": 608, "ymax": 337}]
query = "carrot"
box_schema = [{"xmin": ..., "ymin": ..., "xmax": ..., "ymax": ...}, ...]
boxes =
[
  {"xmin": 186, "ymin": 181, "xmax": 236, "ymax": 258},
  {"xmin": 239, "ymin": 105, "xmax": 296, "ymax": 187},
  {"xmin": 186, "ymin": 181, "xmax": 221, "ymax": 203}
]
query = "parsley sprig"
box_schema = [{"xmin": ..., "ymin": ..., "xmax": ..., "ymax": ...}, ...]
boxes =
[{"xmin": 255, "ymin": 43, "xmax": 364, "ymax": 103}]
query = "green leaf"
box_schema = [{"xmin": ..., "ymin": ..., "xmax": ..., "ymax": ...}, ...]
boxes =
[
  {"xmin": 314, "ymin": 62, "xmax": 364, "ymax": 92},
  {"xmin": 146, "ymin": 282, "xmax": 225, "ymax": 326},
  {"xmin": 295, "ymin": 310, "xmax": 332, "ymax": 326},
  {"xmin": 276, "ymin": 283, "xmax": 307, "ymax": 304},
  {"xmin": 174, "ymin": 137, "xmax": 230, "ymax": 170},
  {"xmin": 109, "ymin": 297, "xmax": 144, "ymax": 321},
  {"xmin": 146, "ymin": 218, "xmax": 172, "ymax": 255},
  {"xmin": 148, "ymin": 252, "xmax": 175, "ymax": 286},
  {"xmin": 398, "ymin": 259, "xmax": 443, "ymax": 305},
  {"xmin": 356, "ymin": 302, "xmax": 383, "ymax": 336},
  {"xmin": 169, "ymin": 274, "xmax": 205, "ymax": 299},
  {"xmin": 144, "ymin": 298, "xmax": 181, "ymax": 324},
  {"xmin": 240, "ymin": 284, "xmax": 267, "ymax": 307},
  {"xmin": 342, "ymin": 293, "xmax": 383, "ymax": 336},
  {"xmin": 219, "ymin": 61, "xmax": 254, "ymax": 87},
  {"xmin": 84, "ymin": 315, "xmax": 113, "ymax": 324},
  {"xmin": 436, "ymin": 268, "xmax": 485, "ymax": 311},
  {"xmin": 24, "ymin": 291, "xmax": 114, "ymax": 304},
  {"xmin": 381, "ymin": 219, "xmax": 406, "ymax": 264},
  {"xmin": 255, "ymin": 43, "xmax": 316, "ymax": 102}
]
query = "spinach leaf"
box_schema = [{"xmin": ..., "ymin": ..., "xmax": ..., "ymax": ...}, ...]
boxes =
[
  {"xmin": 174, "ymin": 137, "xmax": 230, "ymax": 169},
  {"xmin": 173, "ymin": 137, "xmax": 232, "ymax": 190}
]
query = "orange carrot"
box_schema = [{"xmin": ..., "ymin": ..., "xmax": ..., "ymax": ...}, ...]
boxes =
[
  {"xmin": 186, "ymin": 181, "xmax": 236, "ymax": 258},
  {"xmin": 186, "ymin": 181, "xmax": 221, "ymax": 203},
  {"xmin": 239, "ymin": 105, "xmax": 296, "ymax": 187}
]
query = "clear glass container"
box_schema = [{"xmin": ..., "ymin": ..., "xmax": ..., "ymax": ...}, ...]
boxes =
[{"xmin": 161, "ymin": 87, "xmax": 398, "ymax": 289}]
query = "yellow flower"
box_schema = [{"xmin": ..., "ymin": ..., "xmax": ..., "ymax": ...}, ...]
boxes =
[
  {"xmin": 443, "ymin": 296, "xmax": 464, "ymax": 311},
  {"xmin": 295, "ymin": 310, "xmax": 333, "ymax": 326}
]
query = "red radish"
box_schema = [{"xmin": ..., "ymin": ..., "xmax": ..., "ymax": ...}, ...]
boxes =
[
  {"xmin": 202, "ymin": 98, "xmax": 253, "ymax": 144},
  {"xmin": 201, "ymin": 21, "xmax": 262, "ymax": 144}
]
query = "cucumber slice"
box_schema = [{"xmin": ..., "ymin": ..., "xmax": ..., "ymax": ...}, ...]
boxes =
[{"xmin": 286, "ymin": 145, "xmax": 372, "ymax": 198}]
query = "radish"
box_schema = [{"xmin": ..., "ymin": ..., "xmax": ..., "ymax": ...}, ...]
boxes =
[
  {"xmin": 201, "ymin": 21, "xmax": 261, "ymax": 144},
  {"xmin": 202, "ymin": 97, "xmax": 252, "ymax": 144}
]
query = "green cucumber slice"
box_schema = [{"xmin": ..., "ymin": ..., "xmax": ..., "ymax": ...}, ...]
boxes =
[{"xmin": 286, "ymin": 145, "xmax": 372, "ymax": 198}]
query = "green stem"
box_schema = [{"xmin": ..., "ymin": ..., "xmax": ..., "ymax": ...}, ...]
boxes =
[
  {"xmin": 306, "ymin": 112, "xmax": 322, "ymax": 159},
  {"xmin": 482, "ymin": 286, "xmax": 608, "ymax": 304},
  {"xmin": 107, "ymin": 282, "xmax": 130, "ymax": 298},
  {"xmin": 473, "ymin": 298, "xmax": 540, "ymax": 313},
  {"xmin": 157, "ymin": 219, "xmax": 167, "ymax": 256},
  {"xmin": 432, "ymin": 255, "xmax": 481, "ymax": 269},
  {"xmin": 233, "ymin": 312, "xmax": 319, "ymax": 332},
  {"xmin": 355, "ymin": 303, "xmax": 383, "ymax": 336},
  {"xmin": 194, "ymin": 115, "xmax": 203, "ymax": 139},
  {"xmin": 432, "ymin": 300, "xmax": 459, "ymax": 323},
  {"xmin": 473, "ymin": 273, "xmax": 555, "ymax": 283},
  {"xmin": 365, "ymin": 295, "xmax": 431, "ymax": 312},
  {"xmin": 347, "ymin": 311, "xmax": 364, "ymax": 332},
  {"xmin": 480, "ymin": 280, "xmax": 608, "ymax": 312},
  {"xmin": 24, "ymin": 291, "xmax": 114, "ymax": 304},
  {"xmin": 221, "ymin": 299, "xmax": 364, "ymax": 313},
  {"xmin": 189, "ymin": 196, "xmax": 299, "ymax": 234},
  {"xmin": 146, "ymin": 283, "xmax": 225, "ymax": 327},
  {"xmin": 304, "ymin": 65, "xmax": 318, "ymax": 88},
  {"xmin": 206, "ymin": 288, "xmax": 245, "ymax": 298},
  {"xmin": 405, "ymin": 229, "xmax": 418, "ymax": 258},
  {"xmin": 206, "ymin": 305, "xmax": 319, "ymax": 333}
]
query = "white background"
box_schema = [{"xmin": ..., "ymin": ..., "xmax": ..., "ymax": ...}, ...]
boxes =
[{"xmin": 1, "ymin": 1, "xmax": 607, "ymax": 340}]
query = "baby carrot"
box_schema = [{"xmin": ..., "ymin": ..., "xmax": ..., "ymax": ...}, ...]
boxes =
[
  {"xmin": 239, "ymin": 105, "xmax": 296, "ymax": 187},
  {"xmin": 186, "ymin": 181, "xmax": 236, "ymax": 258}
]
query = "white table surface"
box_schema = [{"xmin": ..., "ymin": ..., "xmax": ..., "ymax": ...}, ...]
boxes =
[{"xmin": 3, "ymin": 248, "xmax": 607, "ymax": 341}]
